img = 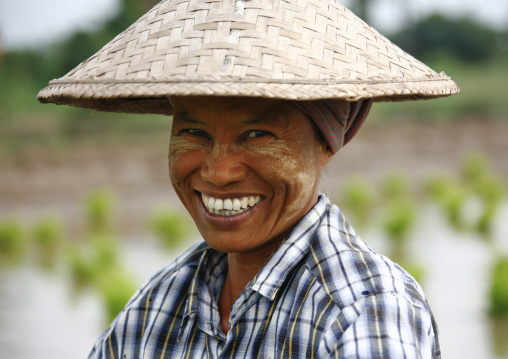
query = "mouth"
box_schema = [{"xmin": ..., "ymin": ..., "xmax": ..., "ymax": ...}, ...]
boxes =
[{"xmin": 200, "ymin": 192, "xmax": 262, "ymax": 217}]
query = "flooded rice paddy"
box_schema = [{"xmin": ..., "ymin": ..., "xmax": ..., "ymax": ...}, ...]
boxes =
[{"xmin": 0, "ymin": 202, "xmax": 507, "ymax": 359}]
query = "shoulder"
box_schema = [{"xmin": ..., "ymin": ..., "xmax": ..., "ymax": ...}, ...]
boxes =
[
  {"xmin": 147, "ymin": 241, "xmax": 210, "ymax": 284},
  {"xmin": 306, "ymin": 202, "xmax": 428, "ymax": 311},
  {"xmin": 125, "ymin": 240, "xmax": 210, "ymax": 307},
  {"xmin": 305, "ymin": 203, "xmax": 440, "ymax": 357},
  {"xmin": 88, "ymin": 241, "xmax": 210, "ymax": 359}
]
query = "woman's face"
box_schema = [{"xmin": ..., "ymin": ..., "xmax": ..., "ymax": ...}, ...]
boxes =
[{"xmin": 169, "ymin": 96, "xmax": 332, "ymax": 255}]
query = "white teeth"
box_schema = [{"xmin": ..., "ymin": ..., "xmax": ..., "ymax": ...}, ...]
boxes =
[
  {"xmin": 214, "ymin": 198, "xmax": 223, "ymax": 210},
  {"xmin": 201, "ymin": 193, "xmax": 261, "ymax": 216},
  {"xmin": 241, "ymin": 197, "xmax": 249, "ymax": 209},
  {"xmin": 232, "ymin": 198, "xmax": 241, "ymax": 211}
]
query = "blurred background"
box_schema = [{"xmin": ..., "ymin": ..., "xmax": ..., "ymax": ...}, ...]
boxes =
[{"xmin": 0, "ymin": 0, "xmax": 507, "ymax": 358}]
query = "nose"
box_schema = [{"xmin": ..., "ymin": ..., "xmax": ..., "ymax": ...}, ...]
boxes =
[{"xmin": 201, "ymin": 144, "xmax": 248, "ymax": 187}]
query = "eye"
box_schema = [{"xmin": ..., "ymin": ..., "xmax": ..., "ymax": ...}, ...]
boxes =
[
  {"xmin": 180, "ymin": 128, "xmax": 211, "ymax": 139},
  {"xmin": 244, "ymin": 130, "xmax": 273, "ymax": 139}
]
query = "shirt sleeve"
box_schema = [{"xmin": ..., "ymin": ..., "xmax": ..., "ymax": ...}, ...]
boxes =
[
  {"xmin": 87, "ymin": 329, "xmax": 110, "ymax": 359},
  {"xmin": 319, "ymin": 291, "xmax": 440, "ymax": 359}
]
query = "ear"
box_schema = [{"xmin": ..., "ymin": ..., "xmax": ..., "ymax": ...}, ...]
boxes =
[{"xmin": 319, "ymin": 144, "xmax": 334, "ymax": 167}]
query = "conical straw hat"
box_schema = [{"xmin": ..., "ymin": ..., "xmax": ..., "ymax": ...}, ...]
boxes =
[{"xmin": 38, "ymin": 0, "xmax": 459, "ymax": 115}]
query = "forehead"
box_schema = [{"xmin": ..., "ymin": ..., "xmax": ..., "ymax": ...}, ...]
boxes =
[{"xmin": 171, "ymin": 96, "xmax": 294, "ymax": 124}]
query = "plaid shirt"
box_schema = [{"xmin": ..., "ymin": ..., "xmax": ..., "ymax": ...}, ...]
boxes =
[{"xmin": 89, "ymin": 195, "xmax": 440, "ymax": 358}]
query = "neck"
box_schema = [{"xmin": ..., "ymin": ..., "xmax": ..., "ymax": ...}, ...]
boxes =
[{"xmin": 219, "ymin": 236, "xmax": 285, "ymax": 333}]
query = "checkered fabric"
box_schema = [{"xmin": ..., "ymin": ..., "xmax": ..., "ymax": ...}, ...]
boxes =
[
  {"xmin": 292, "ymin": 99, "xmax": 372, "ymax": 153},
  {"xmin": 88, "ymin": 194, "xmax": 440, "ymax": 359}
]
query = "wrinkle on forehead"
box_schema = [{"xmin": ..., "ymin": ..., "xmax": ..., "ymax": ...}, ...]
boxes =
[{"xmin": 172, "ymin": 96, "xmax": 293, "ymax": 126}]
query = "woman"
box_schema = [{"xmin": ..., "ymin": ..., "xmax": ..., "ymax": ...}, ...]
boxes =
[{"xmin": 38, "ymin": 0, "xmax": 459, "ymax": 357}]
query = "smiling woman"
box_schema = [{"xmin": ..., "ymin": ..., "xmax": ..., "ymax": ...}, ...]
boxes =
[
  {"xmin": 169, "ymin": 96, "xmax": 330, "ymax": 257},
  {"xmin": 37, "ymin": 0, "xmax": 458, "ymax": 357},
  {"xmin": 168, "ymin": 96, "xmax": 333, "ymax": 333}
]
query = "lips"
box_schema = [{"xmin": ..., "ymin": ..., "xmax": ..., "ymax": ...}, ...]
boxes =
[{"xmin": 201, "ymin": 193, "xmax": 262, "ymax": 216}]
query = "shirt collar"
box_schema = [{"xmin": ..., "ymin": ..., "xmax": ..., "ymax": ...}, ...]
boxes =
[
  {"xmin": 249, "ymin": 194, "xmax": 330, "ymax": 300},
  {"xmin": 182, "ymin": 249, "xmax": 208, "ymax": 312},
  {"xmin": 181, "ymin": 246, "xmax": 227, "ymax": 338},
  {"xmin": 180, "ymin": 194, "xmax": 330, "ymax": 335}
]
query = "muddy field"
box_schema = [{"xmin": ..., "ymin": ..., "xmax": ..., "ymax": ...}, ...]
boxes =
[{"xmin": 1, "ymin": 119, "xmax": 507, "ymax": 235}]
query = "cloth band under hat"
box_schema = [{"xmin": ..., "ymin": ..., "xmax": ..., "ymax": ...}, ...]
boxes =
[{"xmin": 292, "ymin": 99, "xmax": 373, "ymax": 154}]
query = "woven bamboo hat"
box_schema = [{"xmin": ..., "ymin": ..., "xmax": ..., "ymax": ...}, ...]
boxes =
[{"xmin": 38, "ymin": 0, "xmax": 459, "ymax": 115}]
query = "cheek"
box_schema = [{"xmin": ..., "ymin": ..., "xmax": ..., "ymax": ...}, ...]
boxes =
[
  {"xmin": 168, "ymin": 155, "xmax": 183, "ymax": 190},
  {"xmin": 248, "ymin": 143, "xmax": 321, "ymax": 204},
  {"xmin": 168, "ymin": 137, "xmax": 205, "ymax": 190},
  {"xmin": 282, "ymin": 157, "xmax": 322, "ymax": 224},
  {"xmin": 282, "ymin": 160, "xmax": 320, "ymax": 216}
]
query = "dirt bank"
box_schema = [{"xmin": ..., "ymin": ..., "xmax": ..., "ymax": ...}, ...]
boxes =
[{"xmin": 1, "ymin": 120, "xmax": 507, "ymax": 236}]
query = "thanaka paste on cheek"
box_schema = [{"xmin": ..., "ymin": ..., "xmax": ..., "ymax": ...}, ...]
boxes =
[
  {"xmin": 168, "ymin": 135, "xmax": 206, "ymax": 192},
  {"xmin": 167, "ymin": 96, "xmax": 327, "ymax": 256},
  {"xmin": 244, "ymin": 141, "xmax": 321, "ymax": 222}
]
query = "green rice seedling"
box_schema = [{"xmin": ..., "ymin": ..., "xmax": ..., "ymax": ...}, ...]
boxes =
[
  {"xmin": 461, "ymin": 153, "xmax": 489, "ymax": 189},
  {"xmin": 96, "ymin": 268, "xmax": 137, "ymax": 324},
  {"xmin": 67, "ymin": 231, "xmax": 136, "ymax": 324},
  {"xmin": 85, "ymin": 189, "xmax": 116, "ymax": 234},
  {"xmin": 67, "ymin": 232, "xmax": 119, "ymax": 290},
  {"xmin": 489, "ymin": 316, "xmax": 508, "ymax": 357},
  {"xmin": 151, "ymin": 207, "xmax": 191, "ymax": 249},
  {"xmin": 475, "ymin": 174, "xmax": 505, "ymax": 236},
  {"xmin": 67, "ymin": 245, "xmax": 96, "ymax": 289},
  {"xmin": 32, "ymin": 216, "xmax": 64, "ymax": 270},
  {"xmin": 477, "ymin": 201, "xmax": 501, "ymax": 237},
  {"xmin": 489, "ymin": 256, "xmax": 508, "ymax": 318},
  {"xmin": 441, "ymin": 186, "xmax": 469, "ymax": 230},
  {"xmin": 459, "ymin": 153, "xmax": 506, "ymax": 235},
  {"xmin": 339, "ymin": 176, "xmax": 376, "ymax": 229},
  {"xmin": 426, "ymin": 174, "xmax": 453, "ymax": 201},
  {"xmin": 89, "ymin": 232, "xmax": 120, "ymax": 274},
  {"xmin": 381, "ymin": 172, "xmax": 410, "ymax": 201},
  {"xmin": 0, "ymin": 219, "xmax": 26, "ymax": 266},
  {"xmin": 476, "ymin": 174, "xmax": 505, "ymax": 205},
  {"xmin": 426, "ymin": 174, "xmax": 469, "ymax": 229},
  {"xmin": 382, "ymin": 198, "xmax": 416, "ymax": 247},
  {"xmin": 64, "ymin": 189, "xmax": 139, "ymax": 323}
]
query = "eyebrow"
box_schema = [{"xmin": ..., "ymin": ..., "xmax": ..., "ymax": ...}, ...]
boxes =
[{"xmin": 172, "ymin": 112, "xmax": 204, "ymax": 125}]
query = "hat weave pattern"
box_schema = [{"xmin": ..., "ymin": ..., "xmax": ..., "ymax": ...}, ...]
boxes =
[{"xmin": 38, "ymin": 0, "xmax": 459, "ymax": 114}]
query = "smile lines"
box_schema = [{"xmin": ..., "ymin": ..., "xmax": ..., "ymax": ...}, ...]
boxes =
[{"xmin": 201, "ymin": 193, "xmax": 261, "ymax": 216}]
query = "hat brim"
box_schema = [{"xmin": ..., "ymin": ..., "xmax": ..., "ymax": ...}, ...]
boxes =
[{"xmin": 39, "ymin": 75, "xmax": 458, "ymax": 115}]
